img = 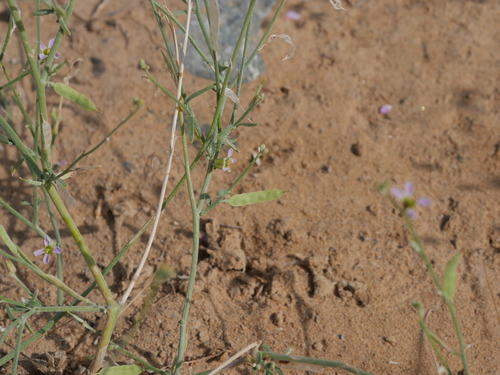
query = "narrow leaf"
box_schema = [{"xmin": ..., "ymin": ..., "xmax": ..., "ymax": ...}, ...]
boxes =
[
  {"xmin": 208, "ymin": 0, "xmax": 220, "ymax": 54},
  {"xmin": 442, "ymin": 253, "xmax": 462, "ymax": 301}
]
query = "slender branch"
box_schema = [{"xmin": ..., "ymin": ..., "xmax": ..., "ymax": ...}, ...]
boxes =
[
  {"xmin": 120, "ymin": 1, "xmax": 193, "ymax": 307},
  {"xmin": 172, "ymin": 93, "xmax": 201, "ymax": 375}
]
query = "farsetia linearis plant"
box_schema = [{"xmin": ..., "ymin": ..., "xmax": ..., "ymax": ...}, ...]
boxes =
[{"xmin": 0, "ymin": 0, "xmax": 374, "ymax": 374}]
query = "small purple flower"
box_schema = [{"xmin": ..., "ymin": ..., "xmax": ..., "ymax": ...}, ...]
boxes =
[
  {"xmin": 286, "ymin": 10, "xmax": 302, "ymax": 20},
  {"xmin": 39, "ymin": 39, "xmax": 60, "ymax": 60},
  {"xmin": 33, "ymin": 235, "xmax": 62, "ymax": 264},
  {"xmin": 379, "ymin": 104, "xmax": 393, "ymax": 115},
  {"xmin": 390, "ymin": 182, "xmax": 431, "ymax": 220}
]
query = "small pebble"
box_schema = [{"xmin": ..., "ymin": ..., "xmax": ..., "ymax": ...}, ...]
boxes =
[
  {"xmin": 123, "ymin": 161, "xmax": 134, "ymax": 173},
  {"xmin": 271, "ymin": 311, "xmax": 284, "ymax": 327},
  {"xmin": 312, "ymin": 341, "xmax": 323, "ymax": 351},
  {"xmin": 351, "ymin": 143, "xmax": 363, "ymax": 156},
  {"xmin": 90, "ymin": 57, "xmax": 106, "ymax": 77}
]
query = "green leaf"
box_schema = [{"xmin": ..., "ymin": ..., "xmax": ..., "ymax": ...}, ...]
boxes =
[
  {"xmin": 227, "ymin": 189, "xmax": 286, "ymax": 207},
  {"xmin": 186, "ymin": 115, "xmax": 195, "ymax": 143},
  {"xmin": 239, "ymin": 122, "xmax": 259, "ymax": 127},
  {"xmin": 32, "ymin": 9, "xmax": 54, "ymax": 16},
  {"xmin": 98, "ymin": 364, "xmax": 143, "ymax": 375},
  {"xmin": 409, "ymin": 240, "xmax": 423, "ymax": 255},
  {"xmin": 442, "ymin": 253, "xmax": 462, "ymax": 301},
  {"xmin": 11, "ymin": 158, "xmax": 24, "ymax": 176},
  {"xmin": 53, "ymin": 83, "xmax": 97, "ymax": 112},
  {"xmin": 216, "ymin": 189, "xmax": 231, "ymax": 197}
]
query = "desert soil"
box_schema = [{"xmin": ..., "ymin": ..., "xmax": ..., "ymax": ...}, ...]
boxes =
[{"xmin": 1, "ymin": 0, "xmax": 500, "ymax": 374}]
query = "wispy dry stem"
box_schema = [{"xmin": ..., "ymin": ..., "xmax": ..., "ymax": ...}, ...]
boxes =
[{"xmin": 119, "ymin": 1, "xmax": 193, "ymax": 306}]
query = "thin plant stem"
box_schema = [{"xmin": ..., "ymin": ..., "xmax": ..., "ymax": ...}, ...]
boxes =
[
  {"xmin": 0, "ymin": 63, "xmax": 33, "ymax": 135},
  {"xmin": 120, "ymin": 1, "xmax": 193, "ymax": 307},
  {"xmin": 444, "ymin": 300, "xmax": 470, "ymax": 375},
  {"xmin": 0, "ymin": 215, "xmax": 153, "ymax": 367},
  {"xmin": 240, "ymin": 0, "xmax": 287, "ymax": 75},
  {"xmin": 172, "ymin": 103, "xmax": 200, "ymax": 375},
  {"xmin": 44, "ymin": 183, "xmax": 119, "ymax": 372},
  {"xmin": 44, "ymin": 185, "xmax": 113, "ymax": 303},
  {"xmin": 68, "ymin": 312, "xmax": 168, "ymax": 374},
  {"xmin": 0, "ymin": 197, "xmax": 46, "ymax": 238},
  {"xmin": 54, "ymin": 99, "xmax": 143, "ymax": 180},
  {"xmin": 11, "ymin": 314, "xmax": 28, "ymax": 375},
  {"xmin": 259, "ymin": 351, "xmax": 374, "ymax": 375}
]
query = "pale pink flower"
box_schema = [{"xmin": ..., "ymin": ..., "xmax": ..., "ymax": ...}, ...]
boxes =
[
  {"xmin": 39, "ymin": 39, "xmax": 60, "ymax": 60},
  {"xmin": 34, "ymin": 235, "xmax": 62, "ymax": 264},
  {"xmin": 390, "ymin": 182, "xmax": 431, "ymax": 219}
]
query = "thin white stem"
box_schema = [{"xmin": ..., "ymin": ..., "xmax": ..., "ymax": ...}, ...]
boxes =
[
  {"xmin": 119, "ymin": 1, "xmax": 193, "ymax": 306},
  {"xmin": 206, "ymin": 341, "xmax": 261, "ymax": 375}
]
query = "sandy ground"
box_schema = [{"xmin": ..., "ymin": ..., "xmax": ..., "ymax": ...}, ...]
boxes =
[{"xmin": 1, "ymin": 0, "xmax": 500, "ymax": 374}]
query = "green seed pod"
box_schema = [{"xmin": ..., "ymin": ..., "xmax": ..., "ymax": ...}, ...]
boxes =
[
  {"xmin": 53, "ymin": 83, "xmax": 97, "ymax": 112},
  {"xmin": 98, "ymin": 364, "xmax": 143, "ymax": 375},
  {"xmin": 227, "ymin": 189, "xmax": 286, "ymax": 207}
]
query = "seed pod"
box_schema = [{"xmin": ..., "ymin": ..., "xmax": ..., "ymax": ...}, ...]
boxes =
[
  {"xmin": 98, "ymin": 365, "xmax": 143, "ymax": 375},
  {"xmin": 227, "ymin": 189, "xmax": 286, "ymax": 207},
  {"xmin": 53, "ymin": 83, "xmax": 97, "ymax": 112}
]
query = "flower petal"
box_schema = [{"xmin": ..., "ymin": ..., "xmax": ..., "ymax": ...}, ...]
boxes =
[
  {"xmin": 229, "ymin": 158, "xmax": 237, "ymax": 164},
  {"xmin": 390, "ymin": 187, "xmax": 404, "ymax": 200},
  {"xmin": 379, "ymin": 104, "xmax": 393, "ymax": 114},
  {"xmin": 404, "ymin": 182, "xmax": 414, "ymax": 197},
  {"xmin": 222, "ymin": 166, "xmax": 231, "ymax": 173},
  {"xmin": 48, "ymin": 39, "xmax": 55, "ymax": 48},
  {"xmin": 286, "ymin": 10, "xmax": 302, "ymax": 20},
  {"xmin": 39, "ymin": 41, "xmax": 47, "ymax": 50},
  {"xmin": 53, "ymin": 246, "xmax": 63, "ymax": 254},
  {"xmin": 227, "ymin": 149, "xmax": 233, "ymax": 157},
  {"xmin": 43, "ymin": 254, "xmax": 50, "ymax": 264},
  {"xmin": 54, "ymin": 52, "xmax": 60, "ymax": 59},
  {"xmin": 44, "ymin": 235, "xmax": 51, "ymax": 246},
  {"xmin": 34, "ymin": 249, "xmax": 45, "ymax": 256},
  {"xmin": 405, "ymin": 208, "xmax": 417, "ymax": 220},
  {"xmin": 417, "ymin": 197, "xmax": 431, "ymax": 207},
  {"xmin": 39, "ymin": 53, "xmax": 48, "ymax": 60}
]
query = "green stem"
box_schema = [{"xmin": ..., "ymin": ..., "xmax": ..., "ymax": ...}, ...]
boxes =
[
  {"xmin": 88, "ymin": 302, "xmax": 122, "ymax": 374},
  {"xmin": 41, "ymin": 187, "xmax": 64, "ymax": 305},
  {"xmin": 172, "ymin": 120, "xmax": 201, "ymax": 375},
  {"xmin": 0, "ymin": 215, "xmax": 153, "ymax": 367},
  {"xmin": 54, "ymin": 99, "xmax": 143, "ymax": 180},
  {"xmin": 45, "ymin": 184, "xmax": 114, "ymax": 305},
  {"xmin": 11, "ymin": 314, "xmax": 28, "ymax": 375},
  {"xmin": 260, "ymin": 351, "xmax": 374, "ymax": 375},
  {"xmin": 0, "ymin": 197, "xmax": 46, "ymax": 238},
  {"xmin": 0, "ymin": 63, "xmax": 34, "ymax": 135},
  {"xmin": 240, "ymin": 0, "xmax": 287, "ymax": 74},
  {"xmin": 445, "ymin": 300, "xmax": 470, "ymax": 375}
]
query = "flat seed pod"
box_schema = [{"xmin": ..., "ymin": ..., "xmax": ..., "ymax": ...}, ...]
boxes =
[
  {"xmin": 53, "ymin": 83, "xmax": 97, "ymax": 112},
  {"xmin": 98, "ymin": 364, "xmax": 143, "ymax": 375},
  {"xmin": 227, "ymin": 189, "xmax": 286, "ymax": 207}
]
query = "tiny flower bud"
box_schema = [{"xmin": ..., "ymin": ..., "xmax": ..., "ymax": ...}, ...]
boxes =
[{"xmin": 4, "ymin": 258, "xmax": 17, "ymax": 274}]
